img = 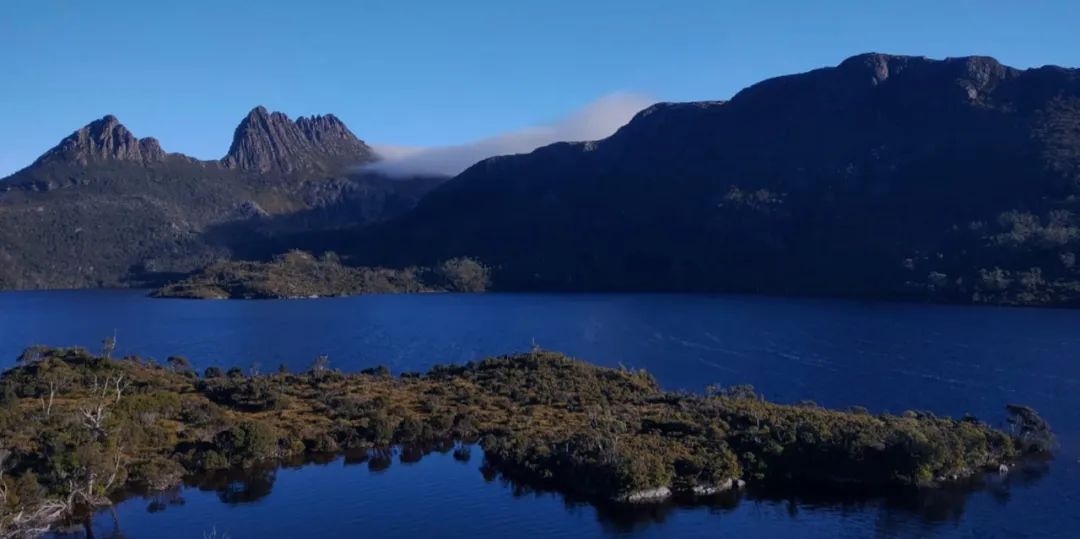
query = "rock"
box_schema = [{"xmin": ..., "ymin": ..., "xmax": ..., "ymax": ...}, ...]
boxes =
[
  {"xmin": 615, "ymin": 486, "xmax": 672, "ymax": 504},
  {"xmin": 222, "ymin": 106, "xmax": 375, "ymax": 173},
  {"xmin": 32, "ymin": 115, "xmax": 168, "ymax": 166},
  {"xmin": 691, "ymin": 478, "xmax": 734, "ymax": 496},
  {"xmin": 234, "ymin": 200, "xmax": 269, "ymax": 219},
  {"xmin": 146, "ymin": 473, "xmax": 183, "ymax": 491}
]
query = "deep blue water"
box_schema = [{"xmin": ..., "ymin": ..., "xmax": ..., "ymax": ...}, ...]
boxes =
[{"xmin": 3, "ymin": 289, "xmax": 1077, "ymax": 538}]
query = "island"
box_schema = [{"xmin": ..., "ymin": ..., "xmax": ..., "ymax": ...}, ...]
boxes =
[
  {"xmin": 0, "ymin": 346, "xmax": 1054, "ymax": 536},
  {"xmin": 150, "ymin": 251, "xmax": 491, "ymax": 299}
]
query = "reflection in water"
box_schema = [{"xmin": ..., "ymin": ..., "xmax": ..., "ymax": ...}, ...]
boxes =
[
  {"xmin": 367, "ymin": 448, "xmax": 394, "ymax": 473},
  {"xmin": 192, "ymin": 466, "xmax": 279, "ymax": 505},
  {"xmin": 498, "ymin": 453, "xmax": 1052, "ymax": 535},
  {"xmin": 145, "ymin": 489, "xmax": 185, "ymax": 514},
  {"xmin": 67, "ymin": 443, "xmax": 1052, "ymax": 539}
]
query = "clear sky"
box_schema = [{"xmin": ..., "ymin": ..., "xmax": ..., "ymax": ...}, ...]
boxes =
[{"xmin": 1, "ymin": 0, "xmax": 1078, "ymax": 176}]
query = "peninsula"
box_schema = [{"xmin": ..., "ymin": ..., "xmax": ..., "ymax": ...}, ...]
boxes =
[{"xmin": 151, "ymin": 251, "xmax": 490, "ymax": 299}]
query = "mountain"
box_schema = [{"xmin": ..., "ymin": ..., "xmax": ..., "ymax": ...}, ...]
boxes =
[
  {"xmin": 30, "ymin": 114, "xmax": 170, "ymax": 167},
  {"xmin": 222, "ymin": 106, "xmax": 375, "ymax": 173},
  {"xmin": 347, "ymin": 53, "xmax": 1080, "ymax": 305},
  {"xmin": 0, "ymin": 108, "xmax": 445, "ymax": 289}
]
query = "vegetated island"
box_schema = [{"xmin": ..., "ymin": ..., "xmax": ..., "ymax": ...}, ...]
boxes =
[
  {"xmin": 0, "ymin": 346, "xmax": 1055, "ymax": 536},
  {"xmin": 150, "ymin": 250, "xmax": 491, "ymax": 299}
]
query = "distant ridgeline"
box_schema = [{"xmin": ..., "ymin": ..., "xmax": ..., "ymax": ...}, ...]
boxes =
[
  {"xmin": 151, "ymin": 251, "xmax": 490, "ymax": 299},
  {"xmin": 337, "ymin": 53, "xmax": 1080, "ymax": 306},
  {"xmin": 3, "ymin": 54, "xmax": 1080, "ymax": 306},
  {"xmin": 0, "ymin": 346, "xmax": 1055, "ymax": 535}
]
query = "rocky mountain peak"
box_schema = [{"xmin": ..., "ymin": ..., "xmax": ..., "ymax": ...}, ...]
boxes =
[
  {"xmin": 222, "ymin": 107, "xmax": 374, "ymax": 174},
  {"xmin": 32, "ymin": 114, "xmax": 167, "ymax": 166},
  {"xmin": 834, "ymin": 53, "xmax": 1018, "ymax": 95},
  {"xmin": 837, "ymin": 52, "xmax": 919, "ymax": 85}
]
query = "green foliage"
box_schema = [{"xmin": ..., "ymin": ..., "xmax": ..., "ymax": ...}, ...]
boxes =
[
  {"xmin": 0, "ymin": 382, "xmax": 16, "ymax": 408},
  {"xmin": 435, "ymin": 257, "xmax": 492, "ymax": 293},
  {"xmin": 15, "ymin": 345, "xmax": 51, "ymax": 366},
  {"xmin": 214, "ymin": 421, "xmax": 280, "ymax": 465},
  {"xmin": 199, "ymin": 377, "xmax": 290, "ymax": 412},
  {"xmin": 0, "ymin": 345, "xmax": 1051, "ymax": 532},
  {"xmin": 166, "ymin": 355, "xmax": 192, "ymax": 373},
  {"xmin": 706, "ymin": 384, "xmax": 759, "ymax": 400},
  {"xmin": 1006, "ymin": 404, "xmax": 1057, "ymax": 453},
  {"xmin": 151, "ymin": 250, "xmax": 431, "ymax": 299},
  {"xmin": 360, "ymin": 365, "xmax": 391, "ymax": 377},
  {"xmin": 151, "ymin": 251, "xmax": 492, "ymax": 299}
]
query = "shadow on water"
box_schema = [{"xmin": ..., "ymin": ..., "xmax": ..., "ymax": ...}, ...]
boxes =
[
  {"xmin": 69, "ymin": 445, "xmax": 1052, "ymax": 538},
  {"xmin": 477, "ymin": 453, "xmax": 1052, "ymax": 535}
]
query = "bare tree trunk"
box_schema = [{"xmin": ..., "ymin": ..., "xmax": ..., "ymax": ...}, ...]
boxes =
[
  {"xmin": 46, "ymin": 384, "xmax": 55, "ymax": 418},
  {"xmin": 113, "ymin": 375, "xmax": 129, "ymax": 404}
]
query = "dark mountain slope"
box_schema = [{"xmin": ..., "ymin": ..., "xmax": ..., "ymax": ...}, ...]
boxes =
[
  {"xmin": 0, "ymin": 109, "xmax": 444, "ymax": 289},
  {"xmin": 354, "ymin": 53, "xmax": 1080, "ymax": 305}
]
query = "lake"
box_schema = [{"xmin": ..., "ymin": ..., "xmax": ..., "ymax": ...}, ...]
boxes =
[{"xmin": 3, "ymin": 289, "xmax": 1076, "ymax": 538}]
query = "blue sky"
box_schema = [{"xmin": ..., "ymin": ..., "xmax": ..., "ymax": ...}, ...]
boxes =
[{"xmin": 1, "ymin": 0, "xmax": 1077, "ymax": 177}]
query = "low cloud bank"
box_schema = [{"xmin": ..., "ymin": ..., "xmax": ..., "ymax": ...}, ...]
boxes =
[{"xmin": 366, "ymin": 92, "xmax": 652, "ymax": 177}]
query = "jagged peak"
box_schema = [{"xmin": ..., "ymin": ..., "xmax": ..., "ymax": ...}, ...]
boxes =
[
  {"xmin": 31, "ymin": 114, "xmax": 166, "ymax": 167},
  {"xmin": 84, "ymin": 114, "xmax": 129, "ymax": 137},
  {"xmin": 835, "ymin": 52, "xmax": 929, "ymax": 85},
  {"xmin": 223, "ymin": 106, "xmax": 374, "ymax": 173},
  {"xmin": 295, "ymin": 113, "xmax": 345, "ymax": 129},
  {"xmin": 89, "ymin": 114, "xmax": 123, "ymax": 130},
  {"xmin": 247, "ymin": 105, "xmax": 269, "ymax": 118}
]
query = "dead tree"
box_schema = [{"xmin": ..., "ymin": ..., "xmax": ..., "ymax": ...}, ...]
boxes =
[
  {"xmin": 0, "ymin": 446, "xmax": 71, "ymax": 537},
  {"xmin": 64, "ymin": 449, "xmax": 123, "ymax": 508},
  {"xmin": 101, "ymin": 332, "xmax": 117, "ymax": 360},
  {"xmin": 39, "ymin": 373, "xmax": 69, "ymax": 419},
  {"xmin": 78, "ymin": 375, "xmax": 130, "ymax": 435}
]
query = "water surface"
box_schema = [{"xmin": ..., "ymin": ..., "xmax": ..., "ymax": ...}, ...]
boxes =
[{"xmin": 4, "ymin": 290, "xmax": 1075, "ymax": 538}]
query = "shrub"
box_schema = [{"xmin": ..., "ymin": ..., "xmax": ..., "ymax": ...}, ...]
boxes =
[
  {"xmin": 198, "ymin": 378, "xmax": 290, "ymax": 412},
  {"xmin": 435, "ymin": 257, "xmax": 491, "ymax": 292},
  {"xmin": 1006, "ymin": 404, "xmax": 1056, "ymax": 453},
  {"xmin": 215, "ymin": 421, "xmax": 279, "ymax": 465}
]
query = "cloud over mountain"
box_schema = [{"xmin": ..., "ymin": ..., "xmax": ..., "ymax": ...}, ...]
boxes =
[{"xmin": 366, "ymin": 93, "xmax": 652, "ymax": 177}]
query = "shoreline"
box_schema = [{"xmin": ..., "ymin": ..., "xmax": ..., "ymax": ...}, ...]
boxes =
[
  {"xmin": 0, "ymin": 346, "xmax": 1054, "ymax": 536},
  {"xmin": 60, "ymin": 444, "xmax": 1053, "ymax": 535}
]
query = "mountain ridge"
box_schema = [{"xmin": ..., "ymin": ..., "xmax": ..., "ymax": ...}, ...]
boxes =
[
  {"xmin": 0, "ymin": 106, "xmax": 444, "ymax": 289},
  {"xmin": 4, "ymin": 52, "xmax": 1080, "ymax": 305},
  {"xmin": 10, "ymin": 106, "xmax": 376, "ymax": 182},
  {"xmin": 338, "ymin": 52, "xmax": 1080, "ymax": 306}
]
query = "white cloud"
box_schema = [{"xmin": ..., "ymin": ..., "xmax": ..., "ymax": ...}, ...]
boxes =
[{"xmin": 365, "ymin": 92, "xmax": 652, "ymax": 177}]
